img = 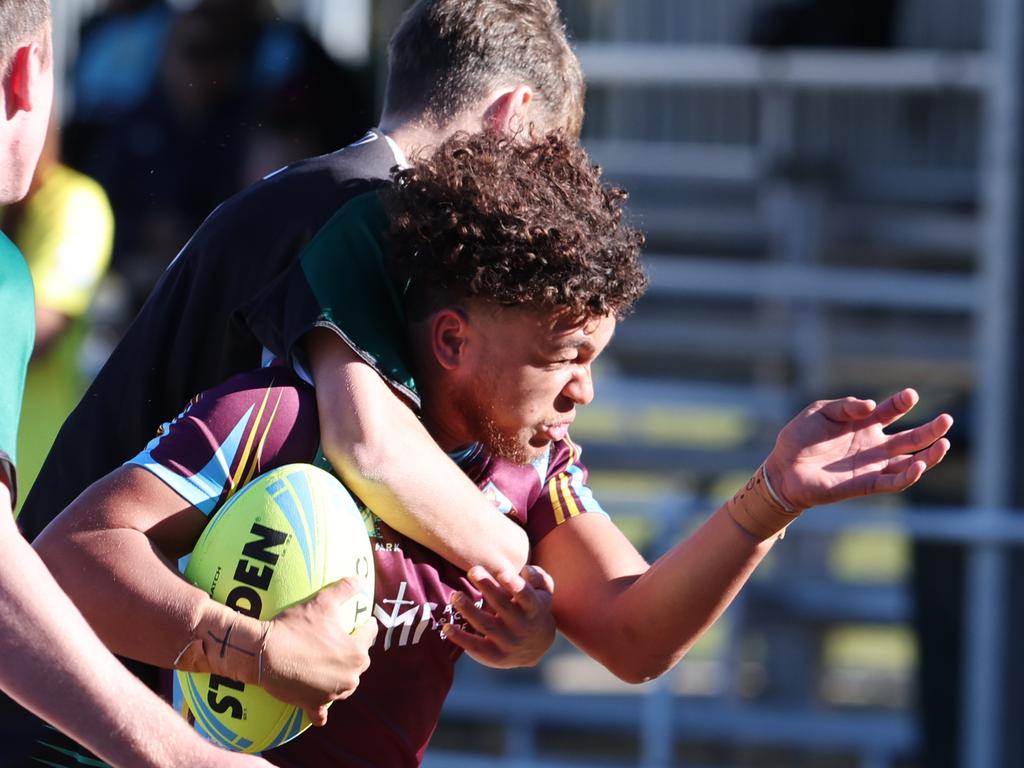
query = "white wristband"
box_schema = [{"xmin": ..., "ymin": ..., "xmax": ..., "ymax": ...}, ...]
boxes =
[{"xmin": 760, "ymin": 463, "xmax": 798, "ymax": 514}]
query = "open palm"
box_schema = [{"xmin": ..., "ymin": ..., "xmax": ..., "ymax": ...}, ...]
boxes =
[{"xmin": 765, "ymin": 388, "xmax": 953, "ymax": 511}]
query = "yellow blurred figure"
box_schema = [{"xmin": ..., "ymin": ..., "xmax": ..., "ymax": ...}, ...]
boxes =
[{"xmin": 0, "ymin": 120, "xmax": 113, "ymax": 509}]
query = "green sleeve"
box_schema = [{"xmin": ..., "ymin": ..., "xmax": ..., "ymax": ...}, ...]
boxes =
[
  {"xmin": 0, "ymin": 233, "xmax": 36, "ymax": 501},
  {"xmin": 241, "ymin": 191, "xmax": 418, "ymax": 404}
]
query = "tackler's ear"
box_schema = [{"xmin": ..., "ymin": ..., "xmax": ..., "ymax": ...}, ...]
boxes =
[
  {"xmin": 430, "ymin": 308, "xmax": 471, "ymax": 371},
  {"xmin": 482, "ymin": 85, "xmax": 534, "ymax": 136}
]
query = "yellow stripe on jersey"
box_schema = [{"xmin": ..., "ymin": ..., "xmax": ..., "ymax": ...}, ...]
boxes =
[
  {"xmin": 547, "ymin": 438, "xmax": 583, "ymax": 527},
  {"xmin": 230, "ymin": 385, "xmax": 275, "ymax": 496},
  {"xmin": 558, "ymin": 472, "xmax": 582, "ymax": 520},
  {"xmin": 243, "ymin": 390, "xmax": 285, "ymax": 488},
  {"xmin": 549, "ymin": 474, "xmax": 567, "ymax": 526}
]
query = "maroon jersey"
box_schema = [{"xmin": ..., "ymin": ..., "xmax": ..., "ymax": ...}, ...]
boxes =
[{"xmin": 128, "ymin": 365, "xmax": 606, "ymax": 767}]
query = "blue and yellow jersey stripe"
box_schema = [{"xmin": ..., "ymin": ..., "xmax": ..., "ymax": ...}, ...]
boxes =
[{"xmin": 546, "ymin": 438, "xmax": 606, "ymax": 527}]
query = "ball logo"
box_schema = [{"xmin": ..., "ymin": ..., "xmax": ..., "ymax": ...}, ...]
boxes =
[
  {"xmin": 224, "ymin": 522, "xmax": 288, "ymax": 618},
  {"xmin": 208, "ymin": 676, "xmax": 246, "ymax": 720}
]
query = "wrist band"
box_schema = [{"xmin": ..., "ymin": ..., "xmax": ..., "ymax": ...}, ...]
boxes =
[
  {"xmin": 173, "ymin": 610, "xmax": 268, "ymax": 685},
  {"xmin": 760, "ymin": 463, "xmax": 798, "ymax": 514},
  {"xmin": 257, "ymin": 621, "xmax": 274, "ymax": 687},
  {"xmin": 725, "ymin": 464, "xmax": 804, "ymax": 541}
]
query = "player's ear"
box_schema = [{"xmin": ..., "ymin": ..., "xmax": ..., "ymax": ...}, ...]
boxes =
[
  {"xmin": 6, "ymin": 42, "xmax": 44, "ymax": 114},
  {"xmin": 482, "ymin": 85, "xmax": 533, "ymax": 136},
  {"xmin": 430, "ymin": 308, "xmax": 471, "ymax": 370}
]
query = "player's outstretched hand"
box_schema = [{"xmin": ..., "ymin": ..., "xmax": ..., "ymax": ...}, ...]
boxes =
[
  {"xmin": 444, "ymin": 564, "xmax": 555, "ymax": 669},
  {"xmin": 765, "ymin": 388, "xmax": 953, "ymax": 511},
  {"xmin": 261, "ymin": 576, "xmax": 378, "ymax": 727}
]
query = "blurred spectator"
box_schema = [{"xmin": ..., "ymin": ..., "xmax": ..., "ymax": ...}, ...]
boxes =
[
  {"xmin": 62, "ymin": 0, "xmax": 173, "ymax": 170},
  {"xmin": 79, "ymin": 3, "xmax": 249, "ymax": 316},
  {"xmin": 0, "ymin": 118, "xmax": 113, "ymax": 510},
  {"xmin": 74, "ymin": 0, "xmax": 372, "ymax": 321},
  {"xmin": 749, "ymin": 0, "xmax": 900, "ymax": 49}
]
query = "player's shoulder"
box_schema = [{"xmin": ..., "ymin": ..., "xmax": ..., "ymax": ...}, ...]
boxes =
[
  {"xmin": 244, "ymin": 130, "xmax": 395, "ymax": 199},
  {"xmin": 187, "ymin": 365, "xmax": 316, "ymax": 427},
  {"xmin": 543, "ymin": 437, "xmax": 587, "ymax": 481},
  {"xmin": 167, "ymin": 132, "xmax": 393, "ymax": 269}
]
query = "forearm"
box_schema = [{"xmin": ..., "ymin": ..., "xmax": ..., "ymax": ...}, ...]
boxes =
[
  {"xmin": 38, "ymin": 524, "xmax": 244, "ymax": 668},
  {"xmin": 538, "ymin": 492, "xmax": 777, "ymax": 684},
  {"xmin": 33, "ymin": 475, "xmax": 261, "ymax": 676},
  {"xmin": 0, "ymin": 496, "xmax": 254, "ymax": 768},
  {"xmin": 309, "ymin": 329, "xmax": 529, "ymax": 574},
  {"xmin": 336, "ymin": 416, "xmax": 529, "ymax": 574},
  {"xmin": 603, "ymin": 508, "xmax": 773, "ymax": 680}
]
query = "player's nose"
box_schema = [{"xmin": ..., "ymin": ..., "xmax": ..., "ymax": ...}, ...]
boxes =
[{"xmin": 564, "ymin": 365, "xmax": 594, "ymax": 405}]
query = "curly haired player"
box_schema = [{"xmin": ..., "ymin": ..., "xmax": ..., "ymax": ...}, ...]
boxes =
[{"xmin": 38, "ymin": 131, "xmax": 951, "ymax": 767}]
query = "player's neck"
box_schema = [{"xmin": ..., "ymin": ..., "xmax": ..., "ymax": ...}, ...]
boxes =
[{"xmin": 380, "ymin": 114, "xmax": 475, "ymax": 162}]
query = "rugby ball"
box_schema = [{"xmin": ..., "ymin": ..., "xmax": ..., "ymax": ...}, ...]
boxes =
[{"xmin": 176, "ymin": 463, "xmax": 374, "ymax": 753}]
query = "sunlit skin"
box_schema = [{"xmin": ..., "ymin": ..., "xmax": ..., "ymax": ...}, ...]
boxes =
[
  {"xmin": 407, "ymin": 298, "xmax": 952, "ymax": 683},
  {"xmin": 414, "ymin": 301, "xmax": 617, "ymax": 465},
  {"xmin": 3, "ymin": 31, "xmax": 53, "ymax": 204}
]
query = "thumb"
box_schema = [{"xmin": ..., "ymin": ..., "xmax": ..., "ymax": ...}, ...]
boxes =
[
  {"xmin": 814, "ymin": 396, "xmax": 876, "ymax": 423},
  {"xmin": 351, "ymin": 616, "xmax": 379, "ymax": 647},
  {"xmin": 323, "ymin": 575, "xmax": 367, "ymax": 599}
]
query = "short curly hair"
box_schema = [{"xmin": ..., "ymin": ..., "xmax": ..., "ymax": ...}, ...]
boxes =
[{"xmin": 385, "ymin": 131, "xmax": 647, "ymax": 322}]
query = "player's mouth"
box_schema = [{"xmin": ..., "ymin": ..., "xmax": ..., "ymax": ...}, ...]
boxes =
[{"xmin": 541, "ymin": 419, "xmax": 573, "ymax": 442}]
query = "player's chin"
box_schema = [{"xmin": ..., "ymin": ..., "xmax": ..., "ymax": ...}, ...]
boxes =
[
  {"xmin": 524, "ymin": 433, "xmax": 556, "ymax": 458},
  {"xmin": 504, "ymin": 432, "xmax": 549, "ymax": 465}
]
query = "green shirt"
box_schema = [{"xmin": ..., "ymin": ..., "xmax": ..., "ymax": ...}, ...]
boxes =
[
  {"xmin": 243, "ymin": 190, "xmax": 417, "ymax": 403},
  {"xmin": 0, "ymin": 231, "xmax": 35, "ymax": 502}
]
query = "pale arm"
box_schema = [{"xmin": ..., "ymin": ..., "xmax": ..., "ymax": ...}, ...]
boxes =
[
  {"xmin": 0, "ymin": 484, "xmax": 271, "ymax": 768},
  {"xmin": 34, "ymin": 466, "xmax": 377, "ymax": 725},
  {"xmin": 307, "ymin": 329, "xmax": 529, "ymax": 575},
  {"xmin": 535, "ymin": 389, "xmax": 952, "ymax": 683}
]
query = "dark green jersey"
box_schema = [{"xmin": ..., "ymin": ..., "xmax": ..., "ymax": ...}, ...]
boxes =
[
  {"xmin": 0, "ymin": 232, "xmax": 35, "ymax": 502},
  {"xmin": 243, "ymin": 190, "xmax": 417, "ymax": 404}
]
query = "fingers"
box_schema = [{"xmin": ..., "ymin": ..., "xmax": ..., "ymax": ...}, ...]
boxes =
[
  {"xmin": 442, "ymin": 621, "xmax": 500, "ymax": 663},
  {"xmin": 864, "ymin": 437, "xmax": 950, "ymax": 495},
  {"xmin": 869, "ymin": 388, "xmax": 920, "ymax": 428},
  {"xmin": 882, "ymin": 413, "xmax": 954, "ymax": 456},
  {"xmin": 841, "ymin": 412, "xmax": 953, "ymax": 471},
  {"xmin": 519, "ymin": 564, "xmax": 555, "ymax": 595},
  {"xmin": 467, "ymin": 566, "xmax": 526, "ymax": 615},
  {"xmin": 812, "ymin": 396, "xmax": 878, "ymax": 423},
  {"xmin": 451, "ymin": 565, "xmax": 551, "ymax": 652},
  {"xmin": 811, "ymin": 389, "xmax": 922, "ymax": 427},
  {"xmin": 261, "ymin": 577, "xmax": 376, "ymax": 722},
  {"xmin": 451, "ymin": 590, "xmax": 501, "ymax": 637}
]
